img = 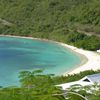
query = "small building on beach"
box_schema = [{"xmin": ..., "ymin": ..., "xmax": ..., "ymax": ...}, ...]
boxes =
[
  {"xmin": 97, "ymin": 49, "xmax": 100, "ymax": 53},
  {"xmin": 56, "ymin": 73, "xmax": 100, "ymax": 90}
]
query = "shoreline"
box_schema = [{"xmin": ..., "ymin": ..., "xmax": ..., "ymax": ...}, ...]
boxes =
[
  {"xmin": 60, "ymin": 43, "xmax": 100, "ymax": 75},
  {"xmin": 0, "ymin": 35, "xmax": 100, "ymax": 75}
]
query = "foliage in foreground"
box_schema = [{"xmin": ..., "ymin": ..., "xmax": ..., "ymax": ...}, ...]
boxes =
[
  {"xmin": 66, "ymin": 83, "xmax": 100, "ymax": 100},
  {"xmin": 0, "ymin": 70, "xmax": 100, "ymax": 100}
]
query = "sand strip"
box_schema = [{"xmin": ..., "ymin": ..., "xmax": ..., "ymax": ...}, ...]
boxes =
[{"xmin": 60, "ymin": 43, "xmax": 100, "ymax": 75}]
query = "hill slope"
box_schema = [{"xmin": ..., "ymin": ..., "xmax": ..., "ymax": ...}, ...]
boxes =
[
  {"xmin": 0, "ymin": 0, "xmax": 100, "ymax": 50},
  {"xmin": 0, "ymin": 0, "xmax": 100, "ymax": 34}
]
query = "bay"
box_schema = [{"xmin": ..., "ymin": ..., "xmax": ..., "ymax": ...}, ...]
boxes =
[{"xmin": 0, "ymin": 36, "xmax": 81, "ymax": 86}]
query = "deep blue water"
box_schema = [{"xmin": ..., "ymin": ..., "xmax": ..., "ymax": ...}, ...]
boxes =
[{"xmin": 0, "ymin": 36, "xmax": 81, "ymax": 87}]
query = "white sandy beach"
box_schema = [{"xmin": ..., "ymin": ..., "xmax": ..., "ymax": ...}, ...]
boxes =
[
  {"xmin": 61, "ymin": 43, "xmax": 100, "ymax": 75},
  {"xmin": 0, "ymin": 35, "xmax": 100, "ymax": 75}
]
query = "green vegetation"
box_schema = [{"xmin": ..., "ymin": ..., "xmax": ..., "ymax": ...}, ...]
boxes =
[
  {"xmin": 0, "ymin": 70, "xmax": 100, "ymax": 100},
  {"xmin": 0, "ymin": 0, "xmax": 100, "ymax": 50},
  {"xmin": 0, "ymin": 0, "xmax": 100, "ymax": 99}
]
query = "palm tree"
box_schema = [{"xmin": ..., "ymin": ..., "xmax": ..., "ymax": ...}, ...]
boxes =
[
  {"xmin": 19, "ymin": 69, "xmax": 43, "ymax": 89},
  {"xmin": 18, "ymin": 69, "xmax": 65, "ymax": 100}
]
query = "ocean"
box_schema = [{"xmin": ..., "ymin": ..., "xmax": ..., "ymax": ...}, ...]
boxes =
[{"xmin": 0, "ymin": 36, "xmax": 81, "ymax": 86}]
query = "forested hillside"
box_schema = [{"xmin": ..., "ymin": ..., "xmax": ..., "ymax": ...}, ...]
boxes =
[{"xmin": 0, "ymin": 0, "xmax": 100, "ymax": 50}]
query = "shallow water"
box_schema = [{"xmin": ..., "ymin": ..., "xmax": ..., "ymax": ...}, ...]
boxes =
[{"xmin": 0, "ymin": 36, "xmax": 81, "ymax": 86}]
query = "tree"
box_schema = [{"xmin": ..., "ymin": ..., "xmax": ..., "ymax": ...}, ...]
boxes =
[{"xmin": 19, "ymin": 69, "xmax": 65, "ymax": 100}]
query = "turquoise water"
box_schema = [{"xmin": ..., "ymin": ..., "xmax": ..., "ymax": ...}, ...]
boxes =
[{"xmin": 0, "ymin": 36, "xmax": 81, "ymax": 87}]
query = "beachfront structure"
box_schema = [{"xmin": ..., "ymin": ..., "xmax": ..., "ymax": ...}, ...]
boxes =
[
  {"xmin": 97, "ymin": 49, "xmax": 100, "ymax": 53},
  {"xmin": 56, "ymin": 73, "xmax": 100, "ymax": 90}
]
